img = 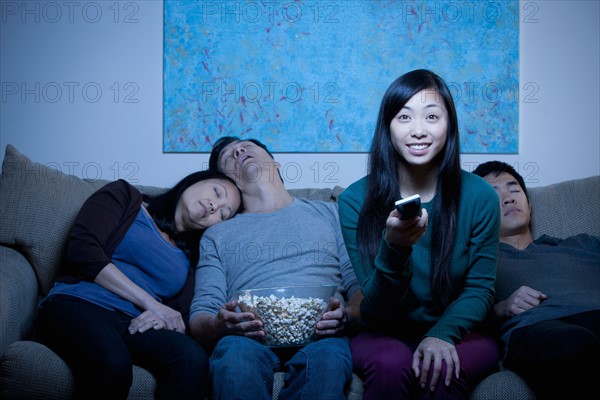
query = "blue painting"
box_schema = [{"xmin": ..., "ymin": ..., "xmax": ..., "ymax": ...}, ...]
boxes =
[{"xmin": 164, "ymin": 1, "xmax": 519, "ymax": 153}]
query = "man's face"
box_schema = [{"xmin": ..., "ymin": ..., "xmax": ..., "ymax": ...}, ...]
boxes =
[
  {"xmin": 483, "ymin": 172, "xmax": 532, "ymax": 238},
  {"xmin": 216, "ymin": 140, "xmax": 280, "ymax": 185}
]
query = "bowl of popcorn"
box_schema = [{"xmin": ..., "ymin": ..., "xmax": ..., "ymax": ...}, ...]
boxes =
[{"xmin": 234, "ymin": 285, "xmax": 337, "ymax": 347}]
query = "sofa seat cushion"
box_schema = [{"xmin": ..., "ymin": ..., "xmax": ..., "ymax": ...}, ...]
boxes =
[{"xmin": 469, "ymin": 370, "xmax": 537, "ymax": 400}]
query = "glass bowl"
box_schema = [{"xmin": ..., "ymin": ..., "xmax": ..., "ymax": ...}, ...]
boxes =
[{"xmin": 233, "ymin": 285, "xmax": 337, "ymax": 347}]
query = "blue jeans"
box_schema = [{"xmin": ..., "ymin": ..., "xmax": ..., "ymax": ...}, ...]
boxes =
[{"xmin": 210, "ymin": 335, "xmax": 352, "ymax": 400}]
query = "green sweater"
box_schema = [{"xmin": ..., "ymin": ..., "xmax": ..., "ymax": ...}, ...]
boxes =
[{"xmin": 338, "ymin": 170, "xmax": 500, "ymax": 344}]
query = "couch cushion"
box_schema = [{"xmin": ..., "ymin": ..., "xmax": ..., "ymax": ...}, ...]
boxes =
[
  {"xmin": 0, "ymin": 248, "xmax": 38, "ymax": 355},
  {"xmin": 288, "ymin": 187, "xmax": 333, "ymax": 202},
  {"xmin": 469, "ymin": 370, "xmax": 537, "ymax": 400},
  {"xmin": 528, "ymin": 175, "xmax": 599, "ymax": 239},
  {"xmin": 0, "ymin": 145, "xmax": 111, "ymax": 295},
  {"xmin": 0, "ymin": 341, "xmax": 74, "ymax": 400}
]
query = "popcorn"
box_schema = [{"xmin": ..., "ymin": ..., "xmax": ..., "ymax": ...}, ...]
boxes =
[{"xmin": 238, "ymin": 293, "xmax": 328, "ymax": 346}]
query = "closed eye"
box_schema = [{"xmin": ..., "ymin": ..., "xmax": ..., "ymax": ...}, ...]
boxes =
[
  {"xmin": 218, "ymin": 148, "xmax": 234, "ymax": 168},
  {"xmin": 507, "ymin": 181, "xmax": 522, "ymax": 192}
]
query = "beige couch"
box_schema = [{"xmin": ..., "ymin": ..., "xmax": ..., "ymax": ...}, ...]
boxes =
[{"xmin": 1, "ymin": 144, "xmax": 598, "ymax": 399}]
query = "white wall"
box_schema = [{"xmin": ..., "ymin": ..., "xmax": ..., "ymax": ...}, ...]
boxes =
[{"xmin": 1, "ymin": 0, "xmax": 598, "ymax": 189}]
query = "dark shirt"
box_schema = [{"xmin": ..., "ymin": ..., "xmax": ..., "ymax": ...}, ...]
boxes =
[
  {"xmin": 59, "ymin": 179, "xmax": 142, "ymax": 283},
  {"xmin": 495, "ymin": 234, "xmax": 600, "ymax": 351}
]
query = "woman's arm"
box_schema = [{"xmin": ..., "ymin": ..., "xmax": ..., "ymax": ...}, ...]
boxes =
[
  {"xmin": 95, "ymin": 263, "xmax": 186, "ymax": 333},
  {"xmin": 426, "ymin": 177, "xmax": 501, "ymax": 344},
  {"xmin": 338, "ymin": 183, "xmax": 414, "ymax": 321}
]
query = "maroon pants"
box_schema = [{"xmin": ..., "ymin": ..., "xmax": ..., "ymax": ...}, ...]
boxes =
[{"xmin": 350, "ymin": 331, "xmax": 500, "ymax": 400}]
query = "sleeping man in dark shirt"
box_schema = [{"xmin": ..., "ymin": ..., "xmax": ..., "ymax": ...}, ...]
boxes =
[{"xmin": 473, "ymin": 161, "xmax": 600, "ymax": 400}]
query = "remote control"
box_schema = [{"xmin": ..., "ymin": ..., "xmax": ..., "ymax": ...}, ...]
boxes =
[{"xmin": 395, "ymin": 194, "xmax": 422, "ymax": 220}]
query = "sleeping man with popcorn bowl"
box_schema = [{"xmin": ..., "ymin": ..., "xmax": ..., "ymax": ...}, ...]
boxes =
[{"xmin": 189, "ymin": 137, "xmax": 363, "ymax": 400}]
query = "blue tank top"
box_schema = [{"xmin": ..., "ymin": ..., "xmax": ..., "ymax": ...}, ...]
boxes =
[{"xmin": 45, "ymin": 208, "xmax": 189, "ymax": 317}]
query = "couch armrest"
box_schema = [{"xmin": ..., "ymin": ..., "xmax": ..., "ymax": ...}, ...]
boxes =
[
  {"xmin": 0, "ymin": 341, "xmax": 156, "ymax": 400},
  {"xmin": 0, "ymin": 246, "xmax": 38, "ymax": 356},
  {"xmin": 0, "ymin": 341, "xmax": 74, "ymax": 399}
]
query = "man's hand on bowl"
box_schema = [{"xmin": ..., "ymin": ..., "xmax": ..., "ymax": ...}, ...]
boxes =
[
  {"xmin": 315, "ymin": 298, "xmax": 346, "ymax": 337},
  {"xmin": 218, "ymin": 299, "xmax": 264, "ymax": 338}
]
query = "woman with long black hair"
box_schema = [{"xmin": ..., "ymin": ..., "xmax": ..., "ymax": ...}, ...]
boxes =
[{"xmin": 339, "ymin": 69, "xmax": 501, "ymax": 399}]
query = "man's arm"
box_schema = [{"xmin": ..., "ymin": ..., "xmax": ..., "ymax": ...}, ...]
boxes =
[
  {"xmin": 189, "ymin": 313, "xmax": 222, "ymax": 346},
  {"xmin": 318, "ymin": 201, "xmax": 364, "ymax": 336}
]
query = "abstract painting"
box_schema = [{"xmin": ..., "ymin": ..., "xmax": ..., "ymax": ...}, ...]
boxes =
[{"xmin": 164, "ymin": 0, "xmax": 519, "ymax": 153}]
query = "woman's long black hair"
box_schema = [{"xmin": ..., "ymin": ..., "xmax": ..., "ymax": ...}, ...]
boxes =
[
  {"xmin": 144, "ymin": 170, "xmax": 242, "ymax": 267},
  {"xmin": 358, "ymin": 69, "xmax": 462, "ymax": 312}
]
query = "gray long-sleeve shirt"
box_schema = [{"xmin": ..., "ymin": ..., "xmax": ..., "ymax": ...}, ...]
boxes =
[{"xmin": 190, "ymin": 198, "xmax": 360, "ymax": 320}]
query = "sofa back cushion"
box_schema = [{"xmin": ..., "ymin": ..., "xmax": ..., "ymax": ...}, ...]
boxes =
[
  {"xmin": 0, "ymin": 145, "xmax": 113, "ymax": 295},
  {"xmin": 528, "ymin": 175, "xmax": 599, "ymax": 239},
  {"xmin": 288, "ymin": 186, "xmax": 345, "ymax": 203}
]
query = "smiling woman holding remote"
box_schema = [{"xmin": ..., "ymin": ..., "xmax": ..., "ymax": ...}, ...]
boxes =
[{"xmin": 338, "ymin": 69, "xmax": 501, "ymax": 400}]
